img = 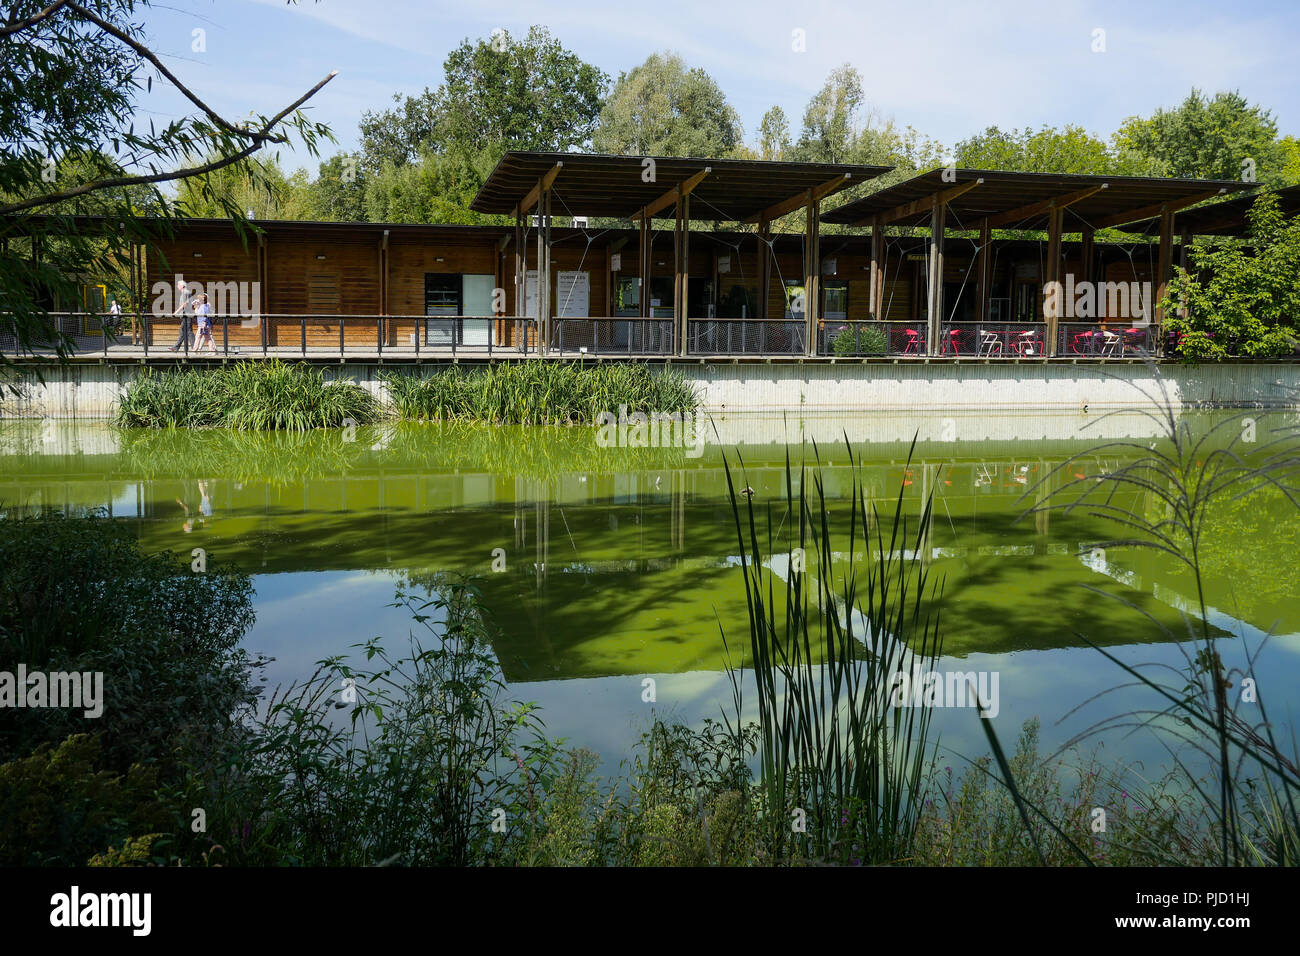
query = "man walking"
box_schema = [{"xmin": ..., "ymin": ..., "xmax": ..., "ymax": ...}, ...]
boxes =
[{"xmin": 169, "ymin": 280, "xmax": 195, "ymax": 352}]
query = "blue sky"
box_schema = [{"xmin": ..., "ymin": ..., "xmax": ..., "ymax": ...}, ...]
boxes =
[{"xmin": 137, "ymin": 0, "xmax": 1300, "ymax": 176}]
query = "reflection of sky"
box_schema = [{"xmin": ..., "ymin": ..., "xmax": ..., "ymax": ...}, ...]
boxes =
[{"xmin": 244, "ymin": 569, "xmax": 1300, "ymax": 786}]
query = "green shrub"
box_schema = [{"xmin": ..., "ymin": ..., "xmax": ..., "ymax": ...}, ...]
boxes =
[
  {"xmin": 830, "ymin": 324, "xmax": 888, "ymax": 356},
  {"xmin": 0, "ymin": 510, "xmax": 258, "ymax": 780},
  {"xmin": 384, "ymin": 361, "xmax": 698, "ymax": 425},
  {"xmin": 0, "ymin": 734, "xmax": 166, "ymax": 866},
  {"xmin": 115, "ymin": 360, "xmax": 381, "ymax": 430}
]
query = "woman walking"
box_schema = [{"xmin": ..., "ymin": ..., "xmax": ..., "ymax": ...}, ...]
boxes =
[{"xmin": 194, "ymin": 293, "xmax": 216, "ymax": 353}]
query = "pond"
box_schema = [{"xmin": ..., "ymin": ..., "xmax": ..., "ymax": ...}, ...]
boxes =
[{"xmin": 2, "ymin": 409, "xmax": 1298, "ymax": 779}]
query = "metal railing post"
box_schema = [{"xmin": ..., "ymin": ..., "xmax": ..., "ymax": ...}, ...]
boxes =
[
  {"xmin": 378, "ymin": 316, "xmax": 383, "ymax": 356},
  {"xmin": 339, "ymin": 316, "xmax": 344, "ymax": 356},
  {"xmin": 301, "ymin": 315, "xmax": 306, "ymax": 356},
  {"xmin": 223, "ymin": 314, "xmax": 229, "ymax": 355}
]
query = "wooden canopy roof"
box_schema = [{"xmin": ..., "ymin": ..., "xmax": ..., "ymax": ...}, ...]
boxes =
[
  {"xmin": 819, "ymin": 168, "xmax": 1254, "ymax": 232},
  {"xmin": 470, "ymin": 150, "xmax": 891, "ymax": 222},
  {"xmin": 1122, "ymin": 184, "xmax": 1300, "ymax": 237}
]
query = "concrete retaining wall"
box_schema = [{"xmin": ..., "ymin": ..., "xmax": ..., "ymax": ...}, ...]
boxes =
[{"xmin": 3, "ymin": 360, "xmax": 1298, "ymax": 420}]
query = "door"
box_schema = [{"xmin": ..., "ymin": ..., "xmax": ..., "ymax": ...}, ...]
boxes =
[
  {"xmin": 424, "ymin": 273, "xmax": 459, "ymax": 345},
  {"xmin": 461, "ymin": 274, "xmax": 494, "ymax": 346}
]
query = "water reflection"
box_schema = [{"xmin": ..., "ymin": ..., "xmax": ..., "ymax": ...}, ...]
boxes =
[{"xmin": 2, "ymin": 413, "xmax": 1299, "ymax": 771}]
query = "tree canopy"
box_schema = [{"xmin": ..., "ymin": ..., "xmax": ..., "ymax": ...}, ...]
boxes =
[{"xmin": 591, "ymin": 52, "xmax": 742, "ymax": 157}]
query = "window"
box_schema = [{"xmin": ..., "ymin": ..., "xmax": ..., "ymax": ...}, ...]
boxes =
[
  {"xmin": 784, "ymin": 280, "xmax": 806, "ymax": 318},
  {"xmin": 824, "ymin": 280, "xmax": 848, "ymax": 320}
]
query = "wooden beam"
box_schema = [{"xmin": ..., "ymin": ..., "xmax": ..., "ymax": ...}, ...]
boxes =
[
  {"xmin": 805, "ymin": 192, "xmax": 820, "ymax": 356},
  {"xmin": 1093, "ymin": 188, "xmax": 1229, "ymax": 230},
  {"xmin": 861, "ymin": 178, "xmax": 983, "ymax": 227},
  {"xmin": 512, "ymin": 162, "xmax": 563, "ymax": 218},
  {"xmin": 926, "ymin": 198, "xmax": 946, "ymax": 354},
  {"xmin": 745, "ymin": 173, "xmax": 853, "ymax": 224},
  {"xmin": 1155, "ymin": 205, "xmax": 1175, "ymax": 325},
  {"xmin": 1080, "ymin": 227, "xmax": 1095, "ymax": 286},
  {"xmin": 869, "ymin": 216, "xmax": 882, "ymax": 319},
  {"xmin": 985, "ymin": 183, "xmax": 1108, "ymax": 229},
  {"xmin": 977, "ymin": 217, "xmax": 991, "ymax": 324},
  {"xmin": 1044, "ymin": 206, "xmax": 1063, "ymax": 355},
  {"xmin": 495, "ymin": 233, "xmax": 512, "ymax": 253},
  {"xmin": 629, "ymin": 167, "xmax": 711, "ymax": 222},
  {"xmin": 676, "ymin": 192, "xmax": 690, "ymax": 356}
]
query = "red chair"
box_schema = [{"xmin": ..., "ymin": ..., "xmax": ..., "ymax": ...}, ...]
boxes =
[{"xmin": 902, "ymin": 328, "xmax": 921, "ymax": 354}]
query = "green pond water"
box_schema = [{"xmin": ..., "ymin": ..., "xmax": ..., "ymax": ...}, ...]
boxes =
[{"xmin": 2, "ymin": 410, "xmax": 1298, "ymax": 774}]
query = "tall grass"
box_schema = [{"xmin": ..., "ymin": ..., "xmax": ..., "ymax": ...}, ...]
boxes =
[
  {"xmin": 115, "ymin": 361, "xmax": 381, "ymax": 430},
  {"xmin": 1020, "ymin": 365, "xmax": 1300, "ymax": 865},
  {"xmin": 723, "ymin": 442, "xmax": 944, "ymax": 864},
  {"xmin": 384, "ymin": 361, "xmax": 697, "ymax": 425}
]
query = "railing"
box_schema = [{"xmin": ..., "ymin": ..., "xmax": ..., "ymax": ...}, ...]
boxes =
[
  {"xmin": 553, "ymin": 317, "xmax": 674, "ymax": 355},
  {"xmin": 0, "ymin": 313, "xmax": 1185, "ymax": 362},
  {"xmin": 688, "ymin": 318, "xmax": 806, "ymax": 355}
]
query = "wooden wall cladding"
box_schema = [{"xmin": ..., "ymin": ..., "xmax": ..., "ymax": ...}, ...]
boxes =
[{"xmin": 266, "ymin": 238, "xmax": 380, "ymax": 316}]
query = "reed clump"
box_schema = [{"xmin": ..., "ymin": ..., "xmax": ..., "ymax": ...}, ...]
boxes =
[
  {"xmin": 383, "ymin": 361, "xmax": 697, "ymax": 425},
  {"xmin": 114, "ymin": 361, "xmax": 381, "ymax": 430}
]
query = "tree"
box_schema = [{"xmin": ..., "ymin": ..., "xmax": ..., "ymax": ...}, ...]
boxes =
[
  {"xmin": 757, "ymin": 107, "xmax": 790, "ymax": 161},
  {"xmin": 436, "ymin": 26, "xmax": 607, "ymax": 153},
  {"xmin": 1114, "ymin": 89, "xmax": 1287, "ymax": 184},
  {"xmin": 359, "ymin": 26, "xmax": 605, "ymax": 172},
  {"xmin": 0, "ymin": 0, "xmax": 334, "ymax": 361},
  {"xmin": 795, "ymin": 65, "xmax": 864, "ymax": 164},
  {"xmin": 309, "ymin": 153, "xmax": 367, "ymax": 222},
  {"xmin": 592, "ymin": 52, "xmax": 742, "ymax": 157},
  {"xmin": 954, "ymin": 124, "xmax": 1157, "ymax": 175},
  {"xmin": 174, "ymin": 156, "xmax": 313, "ymax": 221},
  {"xmin": 363, "ymin": 147, "xmax": 499, "ymax": 225},
  {"xmin": 1161, "ymin": 192, "xmax": 1300, "ymax": 359}
]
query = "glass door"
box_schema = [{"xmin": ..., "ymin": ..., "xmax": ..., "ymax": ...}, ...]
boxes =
[{"xmin": 424, "ymin": 273, "xmax": 459, "ymax": 346}]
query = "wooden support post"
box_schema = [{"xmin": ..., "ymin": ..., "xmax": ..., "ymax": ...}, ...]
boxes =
[
  {"xmin": 639, "ymin": 214, "xmax": 650, "ymax": 319},
  {"xmin": 758, "ymin": 219, "xmax": 771, "ymax": 320},
  {"xmin": 1042, "ymin": 206, "xmax": 1064, "ymax": 355},
  {"xmin": 535, "ymin": 179, "xmax": 545, "ymax": 350},
  {"xmin": 869, "ymin": 216, "xmax": 882, "ymax": 320},
  {"xmin": 1155, "ymin": 204, "xmax": 1174, "ymax": 326},
  {"xmin": 927, "ymin": 198, "xmax": 946, "ymax": 354},
  {"xmin": 1080, "ymin": 227, "xmax": 1095, "ymax": 287},
  {"xmin": 804, "ymin": 190, "xmax": 819, "ymax": 356},
  {"xmin": 677, "ymin": 190, "xmax": 690, "ymax": 357},
  {"xmin": 542, "ymin": 186, "xmax": 553, "ymax": 352},
  {"xmin": 977, "ymin": 217, "xmax": 992, "ymax": 324},
  {"xmin": 1179, "ymin": 230, "xmax": 1191, "ymax": 273}
]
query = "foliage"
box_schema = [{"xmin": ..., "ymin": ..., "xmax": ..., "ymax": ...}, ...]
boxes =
[
  {"xmin": 914, "ymin": 720, "xmax": 1213, "ymax": 865},
  {"xmin": 1023, "ymin": 376, "xmax": 1300, "ymax": 865},
  {"xmin": 830, "ymin": 324, "xmax": 888, "ymax": 355},
  {"xmin": 723, "ymin": 441, "xmax": 945, "ymax": 864},
  {"xmin": 0, "ymin": 734, "xmax": 167, "ymax": 866},
  {"xmin": 757, "ymin": 107, "xmax": 791, "ymax": 161},
  {"xmin": 592, "ymin": 52, "xmax": 742, "ymax": 158},
  {"xmin": 0, "ymin": 0, "xmax": 333, "ymax": 362},
  {"xmin": 1161, "ymin": 192, "xmax": 1300, "ymax": 359},
  {"xmin": 1114, "ymin": 89, "xmax": 1289, "ymax": 185},
  {"xmin": 308, "ymin": 153, "xmax": 367, "ymax": 222},
  {"xmin": 174, "ymin": 156, "xmax": 314, "ymax": 221},
  {"xmin": 383, "ymin": 361, "xmax": 698, "ymax": 425},
  {"xmin": 954, "ymin": 124, "xmax": 1160, "ymax": 176},
  {"xmin": 162, "ymin": 581, "xmax": 564, "ymax": 866},
  {"xmin": 114, "ymin": 360, "xmax": 382, "ymax": 430},
  {"xmin": 0, "ymin": 510, "xmax": 258, "ymax": 778}
]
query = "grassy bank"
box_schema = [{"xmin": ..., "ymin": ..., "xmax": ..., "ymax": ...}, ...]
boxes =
[
  {"xmin": 113, "ymin": 360, "xmax": 699, "ymax": 429},
  {"xmin": 115, "ymin": 361, "xmax": 381, "ymax": 430},
  {"xmin": 383, "ymin": 361, "xmax": 698, "ymax": 425}
]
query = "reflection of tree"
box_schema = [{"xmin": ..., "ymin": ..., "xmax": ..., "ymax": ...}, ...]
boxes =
[
  {"xmin": 112, "ymin": 421, "xmax": 695, "ymax": 487},
  {"xmin": 1190, "ymin": 486, "xmax": 1300, "ymax": 622}
]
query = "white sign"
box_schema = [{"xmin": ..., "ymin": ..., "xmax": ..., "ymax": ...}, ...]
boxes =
[
  {"xmin": 718, "ymin": 256, "xmax": 730, "ymax": 274},
  {"xmin": 525, "ymin": 270, "xmax": 539, "ymax": 318},
  {"xmin": 611, "ymin": 253, "xmax": 622, "ymax": 271},
  {"xmin": 556, "ymin": 271, "xmax": 590, "ymax": 318}
]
